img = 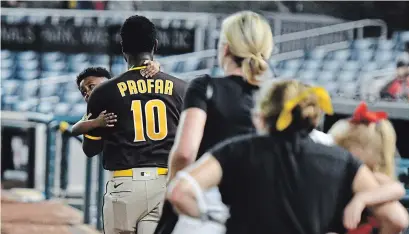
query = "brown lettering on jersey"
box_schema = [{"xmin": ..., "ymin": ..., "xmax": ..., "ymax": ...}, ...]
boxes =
[
  {"xmin": 117, "ymin": 82, "xmax": 127, "ymax": 97},
  {"xmin": 155, "ymin": 79, "xmax": 164, "ymax": 94},
  {"xmin": 164, "ymin": 80, "xmax": 173, "ymax": 95},
  {"xmin": 127, "ymin": 80, "xmax": 138, "ymax": 95},
  {"xmin": 137, "ymin": 80, "xmax": 147, "ymax": 94}
]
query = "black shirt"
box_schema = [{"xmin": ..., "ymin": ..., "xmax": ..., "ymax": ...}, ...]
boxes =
[
  {"xmin": 86, "ymin": 69, "xmax": 186, "ymax": 170},
  {"xmin": 155, "ymin": 75, "xmax": 258, "ymax": 234},
  {"xmin": 210, "ymin": 133, "xmax": 363, "ymax": 234},
  {"xmin": 183, "ymin": 74, "xmax": 259, "ymax": 156}
]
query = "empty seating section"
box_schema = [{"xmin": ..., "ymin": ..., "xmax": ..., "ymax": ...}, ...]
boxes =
[
  {"xmin": 2, "ymin": 31, "xmax": 409, "ymax": 116},
  {"xmin": 273, "ymin": 32, "xmax": 409, "ymax": 98}
]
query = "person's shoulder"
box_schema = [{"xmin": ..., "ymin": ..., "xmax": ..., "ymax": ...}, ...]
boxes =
[
  {"xmin": 157, "ymin": 72, "xmax": 186, "ymax": 84},
  {"xmin": 305, "ymin": 138, "xmax": 351, "ymax": 163}
]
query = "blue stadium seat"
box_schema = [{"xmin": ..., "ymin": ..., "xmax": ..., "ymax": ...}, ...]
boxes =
[
  {"xmin": 303, "ymin": 60, "xmax": 321, "ymax": 71},
  {"xmin": 40, "ymin": 71, "xmax": 64, "ymax": 78},
  {"xmin": 399, "ymin": 31, "xmax": 409, "ymax": 43},
  {"xmin": 2, "ymin": 80, "xmax": 19, "ymax": 96},
  {"xmin": 54, "ymin": 103, "xmax": 71, "ymax": 116},
  {"xmin": 317, "ymin": 71, "xmax": 335, "ymax": 83},
  {"xmin": 17, "ymin": 60, "xmax": 39, "ymax": 70},
  {"xmin": 16, "ymin": 70, "xmax": 40, "ymax": 80},
  {"xmin": 361, "ymin": 62, "xmax": 379, "ymax": 72},
  {"xmin": 42, "ymin": 61, "xmax": 66, "ymax": 72},
  {"xmin": 1, "ymin": 95, "xmax": 19, "ymax": 111},
  {"xmin": 71, "ymin": 103, "xmax": 87, "ymax": 116},
  {"xmin": 332, "ymin": 50, "xmax": 350, "ymax": 61},
  {"xmin": 16, "ymin": 51, "xmax": 37, "ymax": 61},
  {"xmin": 19, "ymin": 83, "xmax": 38, "ymax": 99},
  {"xmin": 70, "ymin": 62, "xmax": 92, "ymax": 73},
  {"xmin": 298, "ymin": 71, "xmax": 316, "ymax": 83},
  {"xmin": 279, "ymin": 69, "xmax": 297, "ymax": 78},
  {"xmin": 63, "ymin": 91, "xmax": 83, "ymax": 104},
  {"xmin": 14, "ymin": 100, "xmax": 36, "ymax": 112},
  {"xmin": 374, "ymin": 51, "xmax": 394, "ymax": 66},
  {"xmin": 342, "ymin": 61, "xmax": 361, "ymax": 71},
  {"xmin": 1, "ymin": 69, "xmax": 14, "ymax": 80},
  {"xmin": 183, "ymin": 59, "xmax": 202, "ymax": 72},
  {"xmin": 338, "ymin": 82, "xmax": 358, "ymax": 98},
  {"xmin": 351, "ymin": 38, "xmax": 375, "ymax": 50},
  {"xmin": 1, "ymin": 50, "xmax": 12, "ymax": 60},
  {"xmin": 322, "ymin": 61, "xmax": 341, "ymax": 71},
  {"xmin": 284, "ymin": 59, "xmax": 303, "ymax": 71},
  {"xmin": 337, "ymin": 71, "xmax": 356, "ymax": 83},
  {"xmin": 356, "ymin": 50, "xmax": 373, "ymax": 61},
  {"xmin": 111, "ymin": 64, "xmax": 125, "ymax": 76},
  {"xmin": 376, "ymin": 40, "xmax": 395, "ymax": 51},
  {"xmin": 91, "ymin": 54, "xmax": 110, "ymax": 65},
  {"xmin": 308, "ymin": 48, "xmax": 327, "ymax": 60},
  {"xmin": 37, "ymin": 102, "xmax": 54, "ymax": 114},
  {"xmin": 39, "ymin": 84, "xmax": 59, "ymax": 97},
  {"xmin": 211, "ymin": 67, "xmax": 224, "ymax": 77}
]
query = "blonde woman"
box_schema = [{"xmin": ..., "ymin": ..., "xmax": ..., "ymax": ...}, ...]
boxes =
[
  {"xmin": 154, "ymin": 11, "xmax": 273, "ymax": 234},
  {"xmin": 328, "ymin": 102, "xmax": 405, "ymax": 234},
  {"xmin": 167, "ymin": 80, "xmax": 408, "ymax": 234}
]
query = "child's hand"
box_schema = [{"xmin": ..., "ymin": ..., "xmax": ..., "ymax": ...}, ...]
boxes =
[
  {"xmin": 343, "ymin": 195, "xmax": 365, "ymax": 230},
  {"xmin": 140, "ymin": 60, "xmax": 160, "ymax": 78},
  {"xmin": 95, "ymin": 110, "xmax": 117, "ymax": 128}
]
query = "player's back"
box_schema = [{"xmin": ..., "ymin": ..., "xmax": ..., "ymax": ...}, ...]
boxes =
[{"xmin": 87, "ymin": 69, "xmax": 186, "ymax": 170}]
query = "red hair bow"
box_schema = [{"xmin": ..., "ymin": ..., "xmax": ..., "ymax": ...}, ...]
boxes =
[{"xmin": 350, "ymin": 102, "xmax": 388, "ymax": 124}]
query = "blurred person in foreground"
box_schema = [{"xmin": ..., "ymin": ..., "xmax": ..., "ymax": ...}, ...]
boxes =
[
  {"xmin": 82, "ymin": 15, "xmax": 186, "ymax": 234},
  {"xmin": 167, "ymin": 80, "xmax": 408, "ymax": 234},
  {"xmin": 155, "ymin": 11, "xmax": 333, "ymax": 234},
  {"xmin": 379, "ymin": 54, "xmax": 409, "ymax": 101},
  {"xmin": 70, "ymin": 64, "xmax": 160, "ymax": 136},
  {"xmin": 329, "ymin": 102, "xmax": 405, "ymax": 234},
  {"xmin": 155, "ymin": 11, "xmax": 274, "ymax": 234}
]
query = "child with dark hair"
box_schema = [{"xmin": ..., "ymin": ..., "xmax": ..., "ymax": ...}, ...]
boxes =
[{"xmin": 72, "ymin": 63, "xmax": 160, "ymax": 135}]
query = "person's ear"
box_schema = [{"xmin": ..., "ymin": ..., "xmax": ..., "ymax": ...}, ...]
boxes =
[{"xmin": 153, "ymin": 39, "xmax": 159, "ymax": 53}]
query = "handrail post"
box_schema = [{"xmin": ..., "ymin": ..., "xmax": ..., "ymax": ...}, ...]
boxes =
[
  {"xmin": 60, "ymin": 131, "xmax": 70, "ymax": 197},
  {"xmin": 44, "ymin": 121, "xmax": 58, "ymax": 199},
  {"xmin": 96, "ymin": 153, "xmax": 105, "ymax": 230},
  {"xmin": 84, "ymin": 157, "xmax": 93, "ymax": 224}
]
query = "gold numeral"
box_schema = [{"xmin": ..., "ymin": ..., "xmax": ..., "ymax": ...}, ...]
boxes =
[{"xmin": 131, "ymin": 99, "xmax": 168, "ymax": 142}]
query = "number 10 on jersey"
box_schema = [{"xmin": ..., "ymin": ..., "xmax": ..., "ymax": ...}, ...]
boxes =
[{"xmin": 131, "ymin": 99, "xmax": 168, "ymax": 142}]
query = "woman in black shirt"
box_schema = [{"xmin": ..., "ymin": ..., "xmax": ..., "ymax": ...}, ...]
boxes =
[
  {"xmin": 167, "ymin": 80, "xmax": 408, "ymax": 234},
  {"xmin": 154, "ymin": 11, "xmax": 274, "ymax": 234}
]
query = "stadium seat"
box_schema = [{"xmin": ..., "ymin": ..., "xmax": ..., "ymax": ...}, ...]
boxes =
[
  {"xmin": 279, "ymin": 69, "xmax": 297, "ymax": 78},
  {"xmin": 1, "ymin": 58, "xmax": 13, "ymax": 70},
  {"xmin": 1, "ymin": 69, "xmax": 13, "ymax": 80},
  {"xmin": 376, "ymin": 40, "xmax": 395, "ymax": 51},
  {"xmin": 39, "ymin": 84, "xmax": 59, "ymax": 97},
  {"xmin": 1, "ymin": 50, "xmax": 12, "ymax": 60},
  {"xmin": 16, "ymin": 51, "xmax": 37, "ymax": 61},
  {"xmin": 19, "ymin": 83, "xmax": 38, "ymax": 99},
  {"xmin": 17, "ymin": 60, "xmax": 39, "ymax": 71},
  {"xmin": 63, "ymin": 91, "xmax": 83, "ymax": 104},
  {"xmin": 91, "ymin": 54, "xmax": 110, "ymax": 65},
  {"xmin": 338, "ymin": 82, "xmax": 358, "ymax": 98},
  {"xmin": 17, "ymin": 70, "xmax": 40, "ymax": 80},
  {"xmin": 337, "ymin": 71, "xmax": 356, "ymax": 82},
  {"xmin": 351, "ymin": 38, "xmax": 375, "ymax": 50},
  {"xmin": 54, "ymin": 103, "xmax": 71, "ymax": 116},
  {"xmin": 42, "ymin": 61, "xmax": 66, "ymax": 72},
  {"xmin": 303, "ymin": 60, "xmax": 321, "ymax": 71},
  {"xmin": 361, "ymin": 62, "xmax": 378, "ymax": 72},
  {"xmin": 298, "ymin": 71, "xmax": 316, "ymax": 83},
  {"xmin": 342, "ymin": 61, "xmax": 361, "ymax": 71},
  {"xmin": 183, "ymin": 58, "xmax": 202, "ymax": 72},
  {"xmin": 322, "ymin": 61, "xmax": 341, "ymax": 71},
  {"xmin": 332, "ymin": 50, "xmax": 350, "ymax": 61},
  {"xmin": 284, "ymin": 59, "xmax": 303, "ymax": 71},
  {"xmin": 111, "ymin": 64, "xmax": 125, "ymax": 76},
  {"xmin": 317, "ymin": 71, "xmax": 335, "ymax": 83},
  {"xmin": 399, "ymin": 31, "xmax": 409, "ymax": 43},
  {"xmin": 37, "ymin": 102, "xmax": 54, "ymax": 114},
  {"xmin": 71, "ymin": 103, "xmax": 87, "ymax": 116},
  {"xmin": 2, "ymin": 95, "xmax": 19, "ymax": 111},
  {"xmin": 14, "ymin": 100, "xmax": 36, "ymax": 112},
  {"xmin": 356, "ymin": 50, "xmax": 373, "ymax": 61},
  {"xmin": 2, "ymin": 80, "xmax": 19, "ymax": 96},
  {"xmin": 308, "ymin": 48, "xmax": 327, "ymax": 60},
  {"xmin": 322, "ymin": 83, "xmax": 338, "ymax": 96}
]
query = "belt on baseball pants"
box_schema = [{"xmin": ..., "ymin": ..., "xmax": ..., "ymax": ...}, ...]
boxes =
[{"xmin": 113, "ymin": 168, "xmax": 168, "ymax": 177}]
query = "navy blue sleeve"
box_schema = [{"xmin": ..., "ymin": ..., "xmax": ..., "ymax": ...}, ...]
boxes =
[{"xmin": 182, "ymin": 76, "xmax": 211, "ymax": 112}]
